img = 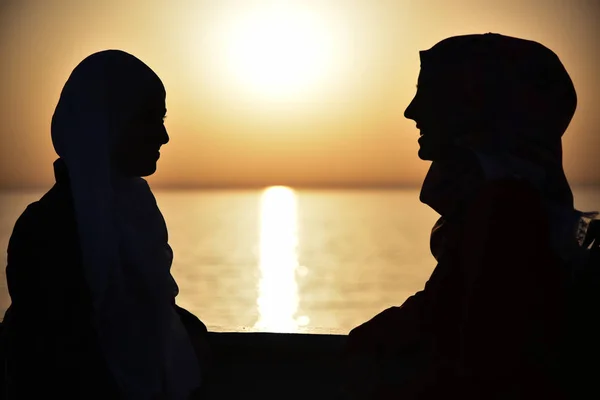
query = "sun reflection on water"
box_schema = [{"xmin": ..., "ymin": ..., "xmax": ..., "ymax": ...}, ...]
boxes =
[{"xmin": 254, "ymin": 186, "xmax": 308, "ymax": 332}]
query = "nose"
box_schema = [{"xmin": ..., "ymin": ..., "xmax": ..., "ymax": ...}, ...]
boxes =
[
  {"xmin": 404, "ymin": 96, "xmax": 417, "ymax": 122},
  {"xmin": 159, "ymin": 125, "xmax": 169, "ymax": 145}
]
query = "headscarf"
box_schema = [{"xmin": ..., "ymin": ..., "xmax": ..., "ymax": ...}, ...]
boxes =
[
  {"xmin": 51, "ymin": 50, "xmax": 201, "ymax": 399},
  {"xmin": 416, "ymin": 33, "xmax": 598, "ymax": 268}
]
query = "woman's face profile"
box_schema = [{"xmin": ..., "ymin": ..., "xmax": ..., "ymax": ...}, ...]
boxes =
[
  {"xmin": 112, "ymin": 87, "xmax": 169, "ymax": 177},
  {"xmin": 404, "ymin": 65, "xmax": 485, "ymax": 161}
]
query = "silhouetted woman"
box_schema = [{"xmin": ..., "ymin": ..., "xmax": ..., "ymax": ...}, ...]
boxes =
[
  {"xmin": 346, "ymin": 33, "xmax": 599, "ymax": 399},
  {"xmin": 1, "ymin": 51, "xmax": 208, "ymax": 399}
]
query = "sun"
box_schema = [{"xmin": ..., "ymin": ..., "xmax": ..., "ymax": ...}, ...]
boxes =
[{"xmin": 215, "ymin": 4, "xmax": 340, "ymax": 101}]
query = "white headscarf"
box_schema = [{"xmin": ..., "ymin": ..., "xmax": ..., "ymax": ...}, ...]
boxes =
[{"xmin": 51, "ymin": 50, "xmax": 201, "ymax": 399}]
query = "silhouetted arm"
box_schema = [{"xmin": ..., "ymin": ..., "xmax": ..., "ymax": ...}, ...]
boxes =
[
  {"xmin": 347, "ymin": 285, "xmax": 430, "ymax": 355},
  {"xmin": 347, "ymin": 217, "xmax": 460, "ymax": 356}
]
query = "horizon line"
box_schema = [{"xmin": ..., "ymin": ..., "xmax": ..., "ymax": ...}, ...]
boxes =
[{"xmin": 1, "ymin": 182, "xmax": 600, "ymax": 192}]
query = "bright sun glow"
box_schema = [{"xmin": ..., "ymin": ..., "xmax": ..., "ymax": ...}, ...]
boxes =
[
  {"xmin": 216, "ymin": 4, "xmax": 341, "ymax": 101},
  {"xmin": 254, "ymin": 186, "xmax": 308, "ymax": 332}
]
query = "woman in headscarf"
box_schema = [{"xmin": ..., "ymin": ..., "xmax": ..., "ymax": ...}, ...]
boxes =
[
  {"xmin": 1, "ymin": 50, "xmax": 208, "ymax": 399},
  {"xmin": 345, "ymin": 33, "xmax": 599, "ymax": 399}
]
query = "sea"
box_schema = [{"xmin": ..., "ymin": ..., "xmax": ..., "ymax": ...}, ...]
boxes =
[{"xmin": 1, "ymin": 187, "xmax": 598, "ymax": 334}]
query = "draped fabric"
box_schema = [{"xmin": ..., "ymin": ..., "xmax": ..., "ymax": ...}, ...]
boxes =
[{"xmin": 51, "ymin": 50, "xmax": 200, "ymax": 399}]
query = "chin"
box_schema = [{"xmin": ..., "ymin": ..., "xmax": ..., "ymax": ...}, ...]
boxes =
[
  {"xmin": 137, "ymin": 163, "xmax": 158, "ymax": 177},
  {"xmin": 141, "ymin": 168, "xmax": 157, "ymax": 177},
  {"xmin": 418, "ymin": 146, "xmax": 437, "ymax": 161},
  {"xmin": 418, "ymin": 134, "xmax": 456, "ymax": 161},
  {"xmin": 418, "ymin": 135, "xmax": 436, "ymax": 161}
]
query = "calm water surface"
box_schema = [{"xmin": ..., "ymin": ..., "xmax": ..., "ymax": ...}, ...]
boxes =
[{"xmin": 1, "ymin": 187, "xmax": 598, "ymax": 333}]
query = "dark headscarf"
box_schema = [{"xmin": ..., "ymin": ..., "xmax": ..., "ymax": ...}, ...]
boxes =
[
  {"xmin": 421, "ymin": 33, "xmax": 577, "ymax": 138},
  {"xmin": 51, "ymin": 50, "xmax": 201, "ymax": 399},
  {"xmin": 420, "ymin": 33, "xmax": 577, "ymax": 212},
  {"xmin": 418, "ymin": 34, "xmax": 597, "ymax": 267}
]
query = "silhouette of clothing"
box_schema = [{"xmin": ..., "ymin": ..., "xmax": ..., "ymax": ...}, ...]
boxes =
[
  {"xmin": 348, "ymin": 179, "xmax": 574, "ymax": 399},
  {"xmin": 2, "ymin": 50, "xmax": 205, "ymax": 399},
  {"xmin": 346, "ymin": 33, "xmax": 599, "ymax": 399},
  {"xmin": 1, "ymin": 159, "xmax": 208, "ymax": 399},
  {"xmin": 2, "ymin": 159, "xmax": 119, "ymax": 399}
]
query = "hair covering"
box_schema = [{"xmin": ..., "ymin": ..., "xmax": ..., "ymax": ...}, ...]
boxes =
[
  {"xmin": 417, "ymin": 33, "xmax": 597, "ymax": 269},
  {"xmin": 51, "ymin": 50, "xmax": 201, "ymax": 399}
]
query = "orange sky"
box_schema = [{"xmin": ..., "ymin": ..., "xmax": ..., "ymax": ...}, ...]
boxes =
[{"xmin": 0, "ymin": 0, "xmax": 598, "ymax": 189}]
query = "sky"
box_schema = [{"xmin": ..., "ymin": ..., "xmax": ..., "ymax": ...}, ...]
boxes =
[{"xmin": 0, "ymin": 0, "xmax": 599, "ymax": 189}]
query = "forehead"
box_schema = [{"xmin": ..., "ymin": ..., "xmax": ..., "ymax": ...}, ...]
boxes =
[
  {"xmin": 417, "ymin": 61, "xmax": 487, "ymax": 94},
  {"xmin": 118, "ymin": 75, "xmax": 166, "ymax": 111},
  {"xmin": 143, "ymin": 84, "xmax": 166, "ymax": 107}
]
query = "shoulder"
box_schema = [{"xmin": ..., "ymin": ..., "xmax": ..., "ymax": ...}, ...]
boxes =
[
  {"xmin": 8, "ymin": 185, "xmax": 70, "ymax": 249},
  {"xmin": 8, "ymin": 201, "xmax": 45, "ymax": 252},
  {"xmin": 11, "ymin": 201, "xmax": 43, "ymax": 234}
]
